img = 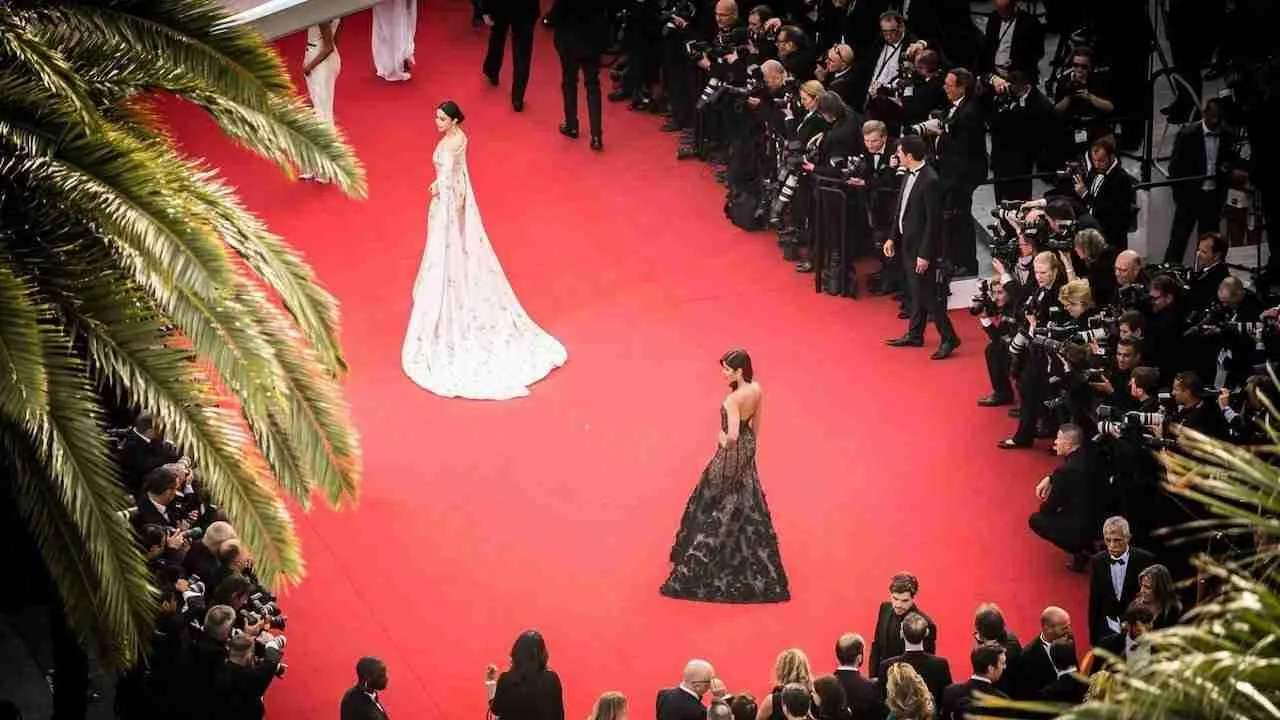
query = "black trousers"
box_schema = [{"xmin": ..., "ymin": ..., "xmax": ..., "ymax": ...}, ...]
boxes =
[
  {"xmin": 904, "ymin": 257, "xmax": 958, "ymax": 343},
  {"xmin": 985, "ymin": 339, "xmax": 1013, "ymax": 399},
  {"xmin": 1165, "ymin": 188, "xmax": 1224, "ymax": 263},
  {"xmin": 1012, "ymin": 355, "xmax": 1051, "ymax": 444},
  {"xmin": 943, "ymin": 181, "xmax": 978, "ymax": 275},
  {"xmin": 662, "ymin": 36, "xmax": 697, "ymax": 128},
  {"xmin": 991, "ymin": 146, "xmax": 1035, "ymax": 203},
  {"xmin": 558, "ymin": 47, "xmax": 602, "ymax": 137},
  {"xmin": 484, "ymin": 15, "xmax": 536, "ymax": 102},
  {"xmin": 1029, "ymin": 512, "xmax": 1090, "ymax": 555}
]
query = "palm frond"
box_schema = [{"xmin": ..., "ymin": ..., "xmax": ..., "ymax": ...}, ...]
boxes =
[{"xmin": 0, "ymin": 7, "xmax": 101, "ymax": 129}]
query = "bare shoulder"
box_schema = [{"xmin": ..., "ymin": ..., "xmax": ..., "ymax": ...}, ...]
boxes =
[{"xmin": 440, "ymin": 132, "xmax": 468, "ymax": 153}]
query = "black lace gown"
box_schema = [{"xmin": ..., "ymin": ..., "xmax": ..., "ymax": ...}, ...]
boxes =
[{"xmin": 660, "ymin": 406, "xmax": 791, "ymax": 603}]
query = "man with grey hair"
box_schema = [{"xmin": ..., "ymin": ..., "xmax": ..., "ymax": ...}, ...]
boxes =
[
  {"xmin": 833, "ymin": 632, "xmax": 884, "ymax": 719},
  {"xmin": 1087, "ymin": 516, "xmax": 1156, "ymax": 645},
  {"xmin": 658, "ymin": 660, "xmax": 716, "ymax": 720}
]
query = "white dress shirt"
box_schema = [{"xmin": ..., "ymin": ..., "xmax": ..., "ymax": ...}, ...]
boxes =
[
  {"xmin": 1202, "ymin": 122, "xmax": 1220, "ymax": 190},
  {"xmin": 869, "ymin": 41, "xmax": 903, "ymax": 92},
  {"xmin": 1106, "ymin": 549, "xmax": 1130, "ymax": 633},
  {"xmin": 993, "ymin": 15, "xmax": 1016, "ymax": 71},
  {"xmin": 898, "ymin": 168, "xmax": 920, "ymax": 234}
]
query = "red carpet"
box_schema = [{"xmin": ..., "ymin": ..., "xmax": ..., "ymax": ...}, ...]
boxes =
[{"xmin": 165, "ymin": 5, "xmax": 1086, "ymax": 718}]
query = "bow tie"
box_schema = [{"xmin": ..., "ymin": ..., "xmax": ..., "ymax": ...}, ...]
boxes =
[{"xmin": 1109, "ymin": 556, "xmax": 1127, "ymax": 566}]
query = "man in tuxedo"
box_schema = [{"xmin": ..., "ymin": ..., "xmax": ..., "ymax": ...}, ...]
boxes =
[
  {"xmin": 1087, "ymin": 602, "xmax": 1155, "ymax": 675},
  {"xmin": 1166, "ymin": 99, "xmax": 1235, "ymax": 263},
  {"xmin": 857, "ymin": 121, "xmax": 904, "ymax": 301},
  {"xmin": 548, "ymin": 0, "xmax": 608, "ymax": 149},
  {"xmin": 1039, "ymin": 638, "xmax": 1087, "ymax": 702},
  {"xmin": 833, "ymin": 633, "xmax": 887, "ymax": 720},
  {"xmin": 978, "ymin": 0, "xmax": 1045, "ymax": 87},
  {"xmin": 1187, "ymin": 233, "xmax": 1230, "ymax": 309},
  {"xmin": 340, "ymin": 656, "xmax": 390, "ymax": 720},
  {"xmin": 869, "ymin": 572, "xmax": 937, "ymax": 675},
  {"xmin": 939, "ymin": 644, "xmax": 1007, "ymax": 720},
  {"xmin": 133, "ymin": 464, "xmax": 189, "ymax": 530},
  {"xmin": 883, "ymin": 134, "xmax": 961, "ymax": 359},
  {"xmin": 988, "ymin": 70, "xmax": 1054, "ymax": 202},
  {"xmin": 480, "ymin": 0, "xmax": 540, "ymax": 112},
  {"xmin": 657, "ymin": 659, "xmax": 714, "ymax": 720},
  {"xmin": 1087, "ymin": 516, "xmax": 1157, "ymax": 645},
  {"xmin": 117, "ymin": 412, "xmax": 183, "ymax": 493},
  {"xmin": 819, "ymin": 44, "xmax": 860, "ymax": 109},
  {"xmin": 877, "ymin": 613, "xmax": 952, "ymax": 710},
  {"xmin": 1011, "ymin": 606, "xmax": 1072, "ymax": 700},
  {"xmin": 1028, "ymin": 425, "xmax": 1104, "ymax": 571},
  {"xmin": 925, "ymin": 67, "xmax": 987, "ymax": 276},
  {"xmin": 1073, "ymin": 137, "xmax": 1136, "ymax": 250}
]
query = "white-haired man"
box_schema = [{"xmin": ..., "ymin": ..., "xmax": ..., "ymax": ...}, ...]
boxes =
[{"xmin": 1086, "ymin": 516, "xmax": 1155, "ymax": 645}]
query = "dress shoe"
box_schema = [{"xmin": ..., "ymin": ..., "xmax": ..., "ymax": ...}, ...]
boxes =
[
  {"xmin": 512, "ymin": 99, "xmax": 524, "ymax": 112},
  {"xmin": 896, "ymin": 309, "xmax": 910, "ymax": 320},
  {"xmin": 885, "ymin": 336, "xmax": 924, "ymax": 347},
  {"xmin": 1006, "ymin": 406, "xmax": 1021, "ymax": 418},
  {"xmin": 608, "ymin": 88, "xmax": 629, "ymax": 102},
  {"xmin": 796, "ymin": 261, "xmax": 813, "ymax": 273},
  {"xmin": 930, "ymin": 339, "xmax": 960, "ymax": 360},
  {"xmin": 484, "ymin": 71, "xmax": 499, "ymax": 86},
  {"xmin": 996, "ymin": 438, "xmax": 1032, "ymax": 450},
  {"xmin": 977, "ymin": 394, "xmax": 1012, "ymax": 407},
  {"xmin": 590, "ymin": 136, "xmax": 603, "ymax": 151},
  {"xmin": 559, "ymin": 123, "xmax": 579, "ymax": 139},
  {"xmin": 660, "ymin": 118, "xmax": 682, "ymax": 132},
  {"xmin": 676, "ymin": 145, "xmax": 699, "ymax": 160}
]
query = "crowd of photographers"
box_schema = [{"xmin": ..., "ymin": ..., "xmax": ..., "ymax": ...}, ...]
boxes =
[
  {"xmin": 603, "ymin": 0, "xmax": 1182, "ymax": 297},
  {"xmin": 109, "ymin": 414, "xmax": 287, "ymax": 720}
]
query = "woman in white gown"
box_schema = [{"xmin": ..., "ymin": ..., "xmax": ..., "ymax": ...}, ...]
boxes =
[{"xmin": 401, "ymin": 101, "xmax": 568, "ymax": 400}]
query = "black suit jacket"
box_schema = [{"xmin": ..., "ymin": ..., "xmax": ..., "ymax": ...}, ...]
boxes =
[
  {"xmin": 890, "ymin": 164, "xmax": 943, "ymax": 263},
  {"xmin": 341, "ymin": 686, "xmax": 389, "ymax": 720},
  {"xmin": 548, "ymin": 0, "xmax": 609, "ymax": 56},
  {"xmin": 979, "ymin": 9, "xmax": 1045, "ymax": 80},
  {"xmin": 1039, "ymin": 448, "xmax": 1100, "ymax": 532},
  {"xmin": 1038, "ymin": 673, "xmax": 1088, "ymax": 704},
  {"xmin": 1086, "ymin": 631, "xmax": 1127, "ymax": 675},
  {"xmin": 479, "ymin": 0, "xmax": 540, "ymax": 22},
  {"xmin": 1011, "ymin": 637, "xmax": 1056, "ymax": 700},
  {"xmin": 814, "ymin": 116, "xmax": 867, "ymax": 177},
  {"xmin": 827, "ymin": 70, "xmax": 862, "ymax": 110},
  {"xmin": 940, "ymin": 678, "xmax": 1007, "ymax": 720},
  {"xmin": 1169, "ymin": 123, "xmax": 1237, "ymax": 200},
  {"xmin": 937, "ymin": 96, "xmax": 989, "ymax": 187},
  {"xmin": 1188, "ymin": 263, "xmax": 1230, "ymax": 310},
  {"xmin": 878, "ymin": 651, "xmax": 951, "ymax": 709},
  {"xmin": 132, "ymin": 496, "xmax": 177, "ymax": 530},
  {"xmin": 841, "ymin": 0, "xmax": 892, "ymax": 53},
  {"xmin": 656, "ymin": 687, "xmax": 706, "ymax": 720},
  {"xmin": 834, "ymin": 668, "xmax": 886, "ymax": 720},
  {"xmin": 491, "ymin": 669, "xmax": 565, "ymax": 720},
  {"xmin": 869, "ymin": 602, "xmax": 938, "ymax": 674},
  {"xmin": 1087, "ymin": 546, "xmax": 1157, "ymax": 645},
  {"xmin": 1083, "ymin": 164, "xmax": 1136, "ymax": 249}
]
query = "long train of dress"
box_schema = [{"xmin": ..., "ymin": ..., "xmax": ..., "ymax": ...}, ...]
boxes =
[
  {"xmin": 401, "ymin": 137, "xmax": 567, "ymax": 400},
  {"xmin": 661, "ymin": 406, "xmax": 790, "ymax": 603}
]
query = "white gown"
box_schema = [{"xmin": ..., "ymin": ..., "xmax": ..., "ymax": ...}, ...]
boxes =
[
  {"xmin": 372, "ymin": 0, "xmax": 416, "ymax": 81},
  {"xmin": 401, "ymin": 134, "xmax": 568, "ymax": 400},
  {"xmin": 304, "ymin": 19, "xmax": 341, "ymax": 125}
]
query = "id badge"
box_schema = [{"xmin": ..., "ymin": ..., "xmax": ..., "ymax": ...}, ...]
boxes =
[
  {"xmin": 1074, "ymin": 128, "xmax": 1088, "ymax": 145},
  {"xmin": 1226, "ymin": 189, "xmax": 1248, "ymax": 209},
  {"xmin": 902, "ymin": 85, "xmax": 914, "ymax": 97},
  {"xmin": 1202, "ymin": 178, "xmax": 1217, "ymax": 192}
]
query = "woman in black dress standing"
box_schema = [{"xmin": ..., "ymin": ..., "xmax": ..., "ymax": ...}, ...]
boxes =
[
  {"xmin": 661, "ymin": 349, "xmax": 790, "ymax": 603},
  {"xmin": 490, "ymin": 631, "xmax": 565, "ymax": 720}
]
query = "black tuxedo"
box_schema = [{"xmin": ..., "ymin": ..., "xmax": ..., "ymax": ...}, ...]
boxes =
[
  {"xmin": 989, "ymin": 88, "xmax": 1054, "ymax": 201},
  {"xmin": 1087, "ymin": 546, "xmax": 1157, "ymax": 645},
  {"xmin": 1082, "ymin": 163, "xmax": 1136, "ymax": 251},
  {"xmin": 854, "ymin": 32, "xmax": 918, "ymax": 116},
  {"xmin": 549, "ymin": 0, "xmax": 608, "ymax": 138},
  {"xmin": 132, "ymin": 496, "xmax": 177, "ymax": 530},
  {"xmin": 940, "ymin": 677, "xmax": 1007, "ymax": 720},
  {"xmin": 878, "ymin": 651, "xmax": 951, "ymax": 710},
  {"xmin": 481, "ymin": 0, "xmax": 541, "ymax": 105},
  {"xmin": 839, "ymin": 0, "xmax": 892, "ymax": 53},
  {"xmin": 1165, "ymin": 123, "xmax": 1236, "ymax": 263},
  {"xmin": 1187, "ymin": 262, "xmax": 1230, "ymax": 310},
  {"xmin": 869, "ymin": 602, "xmax": 938, "ymax": 676},
  {"xmin": 978, "ymin": 9, "xmax": 1045, "ymax": 81},
  {"xmin": 1028, "ymin": 447, "xmax": 1102, "ymax": 555},
  {"xmin": 1038, "ymin": 673, "xmax": 1088, "ymax": 703},
  {"xmin": 890, "ymin": 164, "xmax": 958, "ymax": 345},
  {"xmin": 1086, "ymin": 631, "xmax": 1128, "ymax": 675},
  {"xmin": 1011, "ymin": 636, "xmax": 1056, "ymax": 700},
  {"xmin": 936, "ymin": 95, "xmax": 987, "ymax": 274},
  {"xmin": 834, "ymin": 668, "xmax": 886, "ymax": 720},
  {"xmin": 340, "ymin": 686, "xmax": 390, "ymax": 720},
  {"xmin": 827, "ymin": 70, "xmax": 861, "ymax": 110},
  {"xmin": 656, "ymin": 687, "xmax": 705, "ymax": 720},
  {"xmin": 899, "ymin": 75, "xmax": 946, "ymax": 128}
]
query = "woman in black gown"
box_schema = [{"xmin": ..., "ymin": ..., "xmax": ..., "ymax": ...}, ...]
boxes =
[{"xmin": 660, "ymin": 349, "xmax": 790, "ymax": 603}]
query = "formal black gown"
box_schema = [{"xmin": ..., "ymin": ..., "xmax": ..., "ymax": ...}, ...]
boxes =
[{"xmin": 660, "ymin": 406, "xmax": 790, "ymax": 603}]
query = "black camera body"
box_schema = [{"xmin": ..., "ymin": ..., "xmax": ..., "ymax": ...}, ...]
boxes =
[{"xmin": 969, "ymin": 279, "xmax": 998, "ymax": 317}]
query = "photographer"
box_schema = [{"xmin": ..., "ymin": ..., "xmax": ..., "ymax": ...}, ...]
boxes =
[
  {"xmin": 1069, "ymin": 137, "xmax": 1135, "ymax": 251},
  {"xmin": 991, "ymin": 231, "xmax": 1039, "ymax": 300},
  {"xmin": 988, "ymin": 69, "xmax": 1054, "ymax": 202},
  {"xmin": 1184, "ymin": 276, "xmax": 1263, "ymax": 388},
  {"xmin": 817, "ymin": 43, "xmax": 859, "ymax": 108},
  {"xmin": 1186, "ymin": 232, "xmax": 1230, "ymax": 310},
  {"xmin": 896, "ymin": 48, "xmax": 946, "ymax": 132},
  {"xmin": 919, "ymin": 67, "xmax": 988, "ymax": 275},
  {"xmin": 1166, "ymin": 99, "xmax": 1237, "ymax": 264},
  {"xmin": 1028, "ymin": 424, "xmax": 1103, "ymax": 571},
  {"xmin": 213, "ymin": 634, "xmax": 285, "ymax": 720},
  {"xmin": 980, "ymin": 0, "xmax": 1046, "ymax": 89},
  {"xmin": 856, "ymin": 120, "xmax": 904, "ymax": 300},
  {"xmin": 1050, "ymin": 46, "xmax": 1114, "ymax": 167},
  {"xmin": 858, "ymin": 11, "xmax": 917, "ymax": 115},
  {"xmin": 998, "ymin": 251, "xmax": 1067, "ymax": 450},
  {"xmin": 769, "ymin": 78, "xmax": 828, "ymax": 257},
  {"xmin": 975, "ymin": 279, "xmax": 1019, "ymax": 407},
  {"xmin": 677, "ymin": 1, "xmax": 748, "ymax": 160},
  {"xmin": 1220, "ymin": 374, "xmax": 1277, "ymax": 444},
  {"xmin": 1088, "ymin": 337, "xmax": 1144, "ymax": 412},
  {"xmin": 1063, "ymin": 228, "xmax": 1116, "ymax": 307},
  {"xmin": 796, "ymin": 90, "xmax": 864, "ymax": 275},
  {"xmin": 775, "ymin": 24, "xmax": 816, "ymax": 83},
  {"xmin": 116, "ymin": 412, "xmax": 182, "ymax": 493},
  {"xmin": 657, "ymin": 0, "xmax": 705, "ymax": 135},
  {"xmin": 1170, "ymin": 371, "xmax": 1227, "ymax": 439},
  {"xmin": 1145, "ymin": 274, "xmax": 1186, "ymax": 380}
]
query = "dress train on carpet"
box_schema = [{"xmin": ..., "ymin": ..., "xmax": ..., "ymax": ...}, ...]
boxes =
[{"xmin": 401, "ymin": 135, "xmax": 567, "ymax": 400}]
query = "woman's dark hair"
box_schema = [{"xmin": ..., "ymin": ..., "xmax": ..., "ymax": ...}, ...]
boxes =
[
  {"xmin": 720, "ymin": 349, "xmax": 754, "ymax": 384},
  {"xmin": 1138, "ymin": 564, "xmax": 1182, "ymax": 617},
  {"xmin": 729, "ymin": 693, "xmax": 757, "ymax": 720},
  {"xmin": 509, "ymin": 630, "xmax": 549, "ymax": 680},
  {"xmin": 438, "ymin": 100, "xmax": 465, "ymax": 123},
  {"xmin": 813, "ymin": 675, "xmax": 850, "ymax": 720},
  {"xmin": 816, "ymin": 91, "xmax": 849, "ymax": 122}
]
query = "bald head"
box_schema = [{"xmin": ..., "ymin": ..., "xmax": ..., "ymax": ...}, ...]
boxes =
[
  {"xmin": 1039, "ymin": 606, "xmax": 1071, "ymax": 642},
  {"xmin": 835, "ymin": 633, "xmax": 865, "ymax": 667},
  {"xmin": 1115, "ymin": 250, "xmax": 1143, "ymax": 286},
  {"xmin": 683, "ymin": 659, "xmax": 715, "ymax": 689},
  {"xmin": 709, "ymin": 702, "xmax": 734, "ymax": 720}
]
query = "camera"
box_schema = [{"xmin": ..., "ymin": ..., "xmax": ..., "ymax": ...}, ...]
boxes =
[
  {"xmin": 903, "ymin": 108, "xmax": 948, "ymax": 137},
  {"xmin": 969, "ymin": 279, "xmax": 998, "ymax": 317},
  {"xmin": 659, "ymin": 1, "xmax": 696, "ymax": 36},
  {"xmin": 825, "ymin": 155, "xmax": 866, "ymax": 182},
  {"xmin": 769, "ymin": 137, "xmax": 820, "ymax": 223},
  {"xmin": 1055, "ymin": 160, "xmax": 1086, "ymax": 180}
]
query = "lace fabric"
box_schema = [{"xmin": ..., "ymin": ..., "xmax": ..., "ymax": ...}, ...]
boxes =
[
  {"xmin": 401, "ymin": 136, "xmax": 567, "ymax": 400},
  {"xmin": 660, "ymin": 406, "xmax": 791, "ymax": 603}
]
